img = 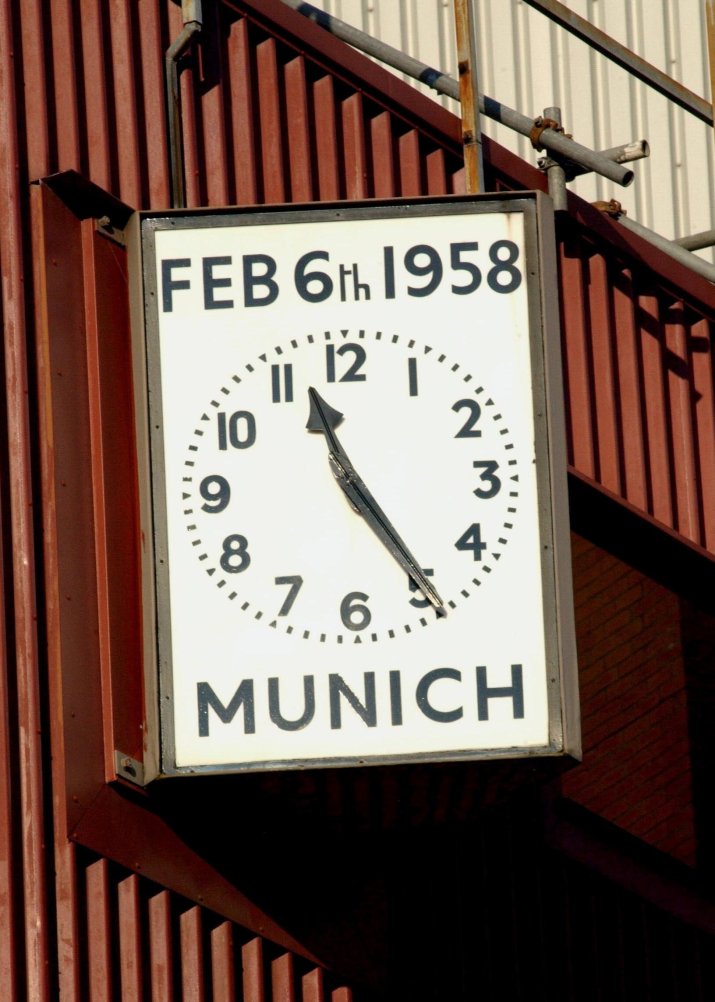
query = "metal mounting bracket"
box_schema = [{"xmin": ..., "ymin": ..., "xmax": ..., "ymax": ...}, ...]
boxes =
[
  {"xmin": 115, "ymin": 750, "xmax": 146, "ymax": 786},
  {"xmin": 95, "ymin": 215, "xmax": 126, "ymax": 246}
]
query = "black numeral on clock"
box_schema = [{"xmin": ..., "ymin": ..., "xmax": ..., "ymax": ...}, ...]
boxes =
[
  {"xmin": 408, "ymin": 569, "xmax": 434, "ymax": 608},
  {"xmin": 340, "ymin": 591, "xmax": 371, "ymax": 631},
  {"xmin": 453, "ymin": 399, "xmax": 482, "ymax": 438},
  {"xmin": 473, "ymin": 460, "xmax": 501, "ymax": 499},
  {"xmin": 271, "ymin": 363, "xmax": 294, "ymax": 402},
  {"xmin": 382, "ymin": 240, "xmax": 520, "ymax": 298},
  {"xmin": 408, "ymin": 357, "xmax": 418, "ymax": 397},
  {"xmin": 455, "ymin": 524, "xmax": 486, "ymax": 560},
  {"xmin": 326, "ymin": 343, "xmax": 367, "ymax": 383},
  {"xmin": 200, "ymin": 475, "xmax": 231, "ymax": 513},
  {"xmin": 487, "ymin": 240, "xmax": 522, "ymax": 293},
  {"xmin": 275, "ymin": 575, "xmax": 303, "ymax": 616},
  {"xmin": 217, "ymin": 410, "xmax": 256, "ymax": 450},
  {"xmin": 405, "ymin": 244, "xmax": 443, "ymax": 297},
  {"xmin": 450, "ymin": 242, "xmax": 481, "ymax": 294},
  {"xmin": 220, "ymin": 534, "xmax": 251, "ymax": 573}
]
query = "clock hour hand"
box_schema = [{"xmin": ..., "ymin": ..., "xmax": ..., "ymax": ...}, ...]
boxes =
[{"xmin": 307, "ymin": 387, "xmax": 446, "ymax": 616}]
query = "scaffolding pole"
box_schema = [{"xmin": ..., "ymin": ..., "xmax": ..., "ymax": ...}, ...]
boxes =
[
  {"xmin": 454, "ymin": 0, "xmax": 485, "ymax": 192},
  {"xmin": 281, "ymin": 0, "xmax": 636, "ymax": 187},
  {"xmin": 594, "ymin": 204, "xmax": 715, "ymax": 285},
  {"xmin": 281, "ymin": 0, "xmax": 711, "ymax": 283},
  {"xmin": 524, "ymin": 0, "xmax": 713, "ymax": 126}
]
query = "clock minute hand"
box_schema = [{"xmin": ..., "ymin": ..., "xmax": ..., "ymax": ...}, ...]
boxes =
[{"xmin": 307, "ymin": 387, "xmax": 446, "ymax": 616}]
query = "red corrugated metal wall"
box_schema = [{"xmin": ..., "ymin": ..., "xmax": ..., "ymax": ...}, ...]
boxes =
[
  {"xmin": 1, "ymin": 0, "xmax": 715, "ymax": 999},
  {"xmin": 11, "ymin": 0, "xmax": 467, "ymax": 209},
  {"xmin": 50, "ymin": 848, "xmax": 353, "ymax": 1002},
  {"xmin": 559, "ymin": 207, "xmax": 715, "ymax": 556},
  {"xmin": 5, "ymin": 0, "xmax": 715, "ymax": 552}
]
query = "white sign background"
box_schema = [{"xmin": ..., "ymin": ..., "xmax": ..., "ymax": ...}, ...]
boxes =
[{"xmin": 138, "ymin": 200, "xmax": 569, "ymax": 773}]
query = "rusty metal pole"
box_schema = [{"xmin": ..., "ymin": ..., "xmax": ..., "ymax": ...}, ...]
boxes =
[
  {"xmin": 707, "ymin": 1, "xmax": 715, "ymax": 143},
  {"xmin": 454, "ymin": 0, "xmax": 485, "ymax": 193}
]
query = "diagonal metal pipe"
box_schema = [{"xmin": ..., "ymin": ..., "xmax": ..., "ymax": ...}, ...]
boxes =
[
  {"xmin": 523, "ymin": 0, "xmax": 713, "ymax": 127},
  {"xmin": 594, "ymin": 203, "xmax": 715, "ymax": 284},
  {"xmin": 674, "ymin": 230, "xmax": 715, "ymax": 252},
  {"xmin": 282, "ymin": 0, "xmax": 639, "ymax": 186}
]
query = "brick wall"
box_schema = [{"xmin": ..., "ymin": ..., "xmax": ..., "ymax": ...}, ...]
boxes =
[{"xmin": 563, "ymin": 533, "xmax": 697, "ymax": 864}]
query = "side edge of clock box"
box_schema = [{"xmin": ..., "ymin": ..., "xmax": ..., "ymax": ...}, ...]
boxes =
[
  {"xmin": 129, "ymin": 194, "xmax": 581, "ymax": 779},
  {"xmin": 531, "ymin": 192, "xmax": 581, "ymax": 763},
  {"xmin": 126, "ymin": 212, "xmax": 162, "ymax": 784}
]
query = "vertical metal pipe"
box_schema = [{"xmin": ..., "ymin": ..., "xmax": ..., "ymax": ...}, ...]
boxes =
[
  {"xmin": 165, "ymin": 2, "xmax": 203, "ymax": 208},
  {"xmin": 453, "ymin": 0, "xmax": 485, "ymax": 192},
  {"xmin": 543, "ymin": 106, "xmax": 568, "ymax": 212}
]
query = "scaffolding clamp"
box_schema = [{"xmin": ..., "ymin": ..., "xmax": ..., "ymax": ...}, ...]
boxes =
[
  {"xmin": 593, "ymin": 199, "xmax": 625, "ymax": 219},
  {"xmin": 529, "ymin": 116, "xmax": 565, "ymax": 151}
]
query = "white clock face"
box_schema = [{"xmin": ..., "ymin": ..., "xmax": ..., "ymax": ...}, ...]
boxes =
[
  {"xmin": 138, "ymin": 199, "xmax": 573, "ymax": 773},
  {"xmin": 183, "ymin": 327, "xmax": 520, "ymax": 642}
]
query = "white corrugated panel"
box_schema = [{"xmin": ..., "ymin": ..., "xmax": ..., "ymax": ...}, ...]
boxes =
[{"xmin": 304, "ymin": 0, "xmax": 715, "ymax": 260}]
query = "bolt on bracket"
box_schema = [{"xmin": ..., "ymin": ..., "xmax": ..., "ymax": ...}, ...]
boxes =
[{"xmin": 115, "ymin": 751, "xmax": 146, "ymax": 786}]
